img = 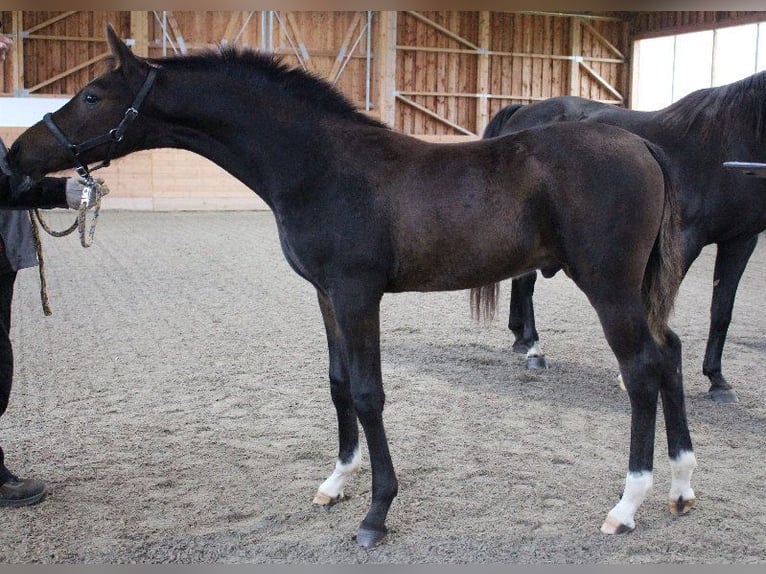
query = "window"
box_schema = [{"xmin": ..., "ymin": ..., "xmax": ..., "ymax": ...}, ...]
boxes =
[{"xmin": 632, "ymin": 21, "xmax": 766, "ymax": 110}]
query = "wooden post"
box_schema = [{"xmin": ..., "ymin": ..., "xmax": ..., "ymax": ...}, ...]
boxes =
[
  {"xmin": 11, "ymin": 10, "xmax": 24, "ymax": 96},
  {"xmin": 476, "ymin": 11, "xmax": 490, "ymax": 136},
  {"xmin": 377, "ymin": 11, "xmax": 397, "ymax": 128},
  {"xmin": 130, "ymin": 11, "xmax": 149, "ymax": 57},
  {"xmin": 569, "ymin": 16, "xmax": 581, "ymax": 96}
]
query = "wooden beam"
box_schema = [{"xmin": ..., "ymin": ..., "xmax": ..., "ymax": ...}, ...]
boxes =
[
  {"xmin": 28, "ymin": 52, "xmax": 109, "ymax": 93},
  {"xmin": 581, "ymin": 20, "xmax": 624, "ymax": 60},
  {"xmin": 396, "ymin": 94, "xmax": 475, "ymax": 136},
  {"xmin": 570, "ymin": 17, "xmax": 581, "ymax": 96},
  {"xmin": 25, "ymin": 11, "xmax": 77, "ymax": 35},
  {"xmin": 476, "ymin": 11, "xmax": 490, "ymax": 136},
  {"xmin": 405, "ymin": 11, "xmax": 478, "ymax": 51},
  {"xmin": 130, "ymin": 11, "xmax": 149, "ymax": 57},
  {"xmin": 397, "ymin": 45, "xmax": 622, "ymax": 64},
  {"xmin": 11, "ymin": 11, "xmax": 23, "ymax": 96},
  {"xmin": 377, "ymin": 11, "xmax": 397, "ymax": 128},
  {"xmin": 580, "ymin": 61, "xmax": 623, "ymax": 102}
]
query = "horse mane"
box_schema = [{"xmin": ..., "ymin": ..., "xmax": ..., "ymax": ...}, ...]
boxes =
[
  {"xmin": 148, "ymin": 47, "xmax": 389, "ymax": 130},
  {"xmin": 660, "ymin": 70, "xmax": 766, "ymax": 140}
]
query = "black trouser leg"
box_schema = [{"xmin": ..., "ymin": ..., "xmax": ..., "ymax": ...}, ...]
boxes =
[{"xmin": 0, "ymin": 263, "xmax": 18, "ymax": 483}]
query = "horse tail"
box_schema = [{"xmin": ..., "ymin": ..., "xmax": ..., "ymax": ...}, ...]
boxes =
[
  {"xmin": 470, "ymin": 283, "xmax": 500, "ymax": 323},
  {"xmin": 482, "ymin": 104, "xmax": 524, "ymax": 139},
  {"xmin": 641, "ymin": 141, "xmax": 683, "ymax": 343}
]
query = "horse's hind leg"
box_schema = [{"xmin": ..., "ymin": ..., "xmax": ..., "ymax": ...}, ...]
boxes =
[
  {"xmin": 702, "ymin": 234, "xmax": 758, "ymax": 403},
  {"xmin": 658, "ymin": 328, "xmax": 697, "ymax": 515},
  {"xmin": 313, "ymin": 291, "xmax": 361, "ymax": 507},
  {"xmin": 590, "ymin": 298, "xmax": 666, "ymax": 534},
  {"xmin": 509, "ymin": 273, "xmax": 548, "ymax": 368}
]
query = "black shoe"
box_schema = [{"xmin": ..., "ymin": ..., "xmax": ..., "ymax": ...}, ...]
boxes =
[{"xmin": 0, "ymin": 473, "xmax": 48, "ymax": 507}]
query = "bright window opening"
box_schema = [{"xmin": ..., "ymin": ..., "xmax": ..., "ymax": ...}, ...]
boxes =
[{"xmin": 632, "ymin": 21, "xmax": 766, "ymax": 110}]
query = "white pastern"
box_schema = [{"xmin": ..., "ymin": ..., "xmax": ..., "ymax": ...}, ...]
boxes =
[
  {"xmin": 669, "ymin": 450, "xmax": 697, "ymax": 506},
  {"xmin": 313, "ymin": 448, "xmax": 361, "ymax": 505},
  {"xmin": 526, "ymin": 341, "xmax": 543, "ymax": 359},
  {"xmin": 602, "ymin": 471, "xmax": 653, "ymax": 533}
]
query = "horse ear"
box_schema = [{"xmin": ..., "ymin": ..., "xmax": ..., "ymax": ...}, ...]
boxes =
[{"xmin": 105, "ymin": 23, "xmax": 139, "ymax": 70}]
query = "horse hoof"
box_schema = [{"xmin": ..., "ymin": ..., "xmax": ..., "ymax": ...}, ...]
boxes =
[
  {"xmin": 512, "ymin": 340, "xmax": 529, "ymax": 354},
  {"xmin": 355, "ymin": 524, "xmax": 387, "ymax": 548},
  {"xmin": 600, "ymin": 516, "xmax": 634, "ymax": 535},
  {"xmin": 668, "ymin": 495, "xmax": 695, "ymax": 516},
  {"xmin": 526, "ymin": 355, "xmax": 548, "ymax": 369},
  {"xmin": 708, "ymin": 387, "xmax": 738, "ymax": 404},
  {"xmin": 312, "ymin": 490, "xmax": 343, "ymax": 506}
]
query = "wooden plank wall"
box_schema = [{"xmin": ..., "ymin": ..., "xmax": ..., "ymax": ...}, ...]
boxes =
[{"xmin": 9, "ymin": 10, "xmax": 762, "ymax": 210}]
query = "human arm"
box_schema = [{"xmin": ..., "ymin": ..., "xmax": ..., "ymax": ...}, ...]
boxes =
[{"xmin": 0, "ymin": 174, "xmax": 106, "ymax": 209}]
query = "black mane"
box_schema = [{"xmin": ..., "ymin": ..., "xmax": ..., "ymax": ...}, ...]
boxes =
[
  {"xmin": 149, "ymin": 46, "xmax": 388, "ymax": 130},
  {"xmin": 661, "ymin": 69, "xmax": 766, "ymax": 139}
]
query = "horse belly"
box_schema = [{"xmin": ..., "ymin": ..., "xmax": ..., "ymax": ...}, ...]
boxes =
[{"xmin": 389, "ymin": 216, "xmax": 546, "ymax": 292}]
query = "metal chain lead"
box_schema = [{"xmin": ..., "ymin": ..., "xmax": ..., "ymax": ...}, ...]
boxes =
[{"xmin": 29, "ymin": 178, "xmax": 106, "ymax": 315}]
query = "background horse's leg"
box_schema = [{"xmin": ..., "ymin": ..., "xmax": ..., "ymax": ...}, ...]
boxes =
[
  {"xmin": 591, "ymin": 298, "xmax": 664, "ymax": 534},
  {"xmin": 331, "ymin": 286, "xmax": 397, "ymax": 548},
  {"xmin": 313, "ymin": 291, "xmax": 361, "ymax": 507},
  {"xmin": 508, "ymin": 273, "xmax": 547, "ymax": 368},
  {"xmin": 658, "ymin": 328, "xmax": 697, "ymax": 515},
  {"xmin": 702, "ymin": 235, "xmax": 759, "ymax": 403}
]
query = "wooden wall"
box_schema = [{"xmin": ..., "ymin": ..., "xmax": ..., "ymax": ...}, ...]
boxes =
[{"xmin": 2, "ymin": 10, "xmax": 762, "ymax": 210}]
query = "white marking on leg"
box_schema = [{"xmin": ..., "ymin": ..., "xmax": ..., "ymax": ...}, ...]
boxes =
[
  {"xmin": 526, "ymin": 341, "xmax": 543, "ymax": 359},
  {"xmin": 601, "ymin": 471, "xmax": 653, "ymax": 533},
  {"xmin": 668, "ymin": 450, "xmax": 696, "ymax": 511},
  {"xmin": 313, "ymin": 448, "xmax": 361, "ymax": 505}
]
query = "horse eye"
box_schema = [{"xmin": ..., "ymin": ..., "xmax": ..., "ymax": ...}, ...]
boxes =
[{"xmin": 83, "ymin": 92, "xmax": 100, "ymax": 105}]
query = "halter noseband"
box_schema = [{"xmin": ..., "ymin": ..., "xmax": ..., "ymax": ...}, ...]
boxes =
[{"xmin": 43, "ymin": 66, "xmax": 158, "ymax": 180}]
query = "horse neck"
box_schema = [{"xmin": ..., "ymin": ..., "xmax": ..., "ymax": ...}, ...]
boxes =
[{"xmin": 152, "ymin": 78, "xmax": 334, "ymax": 209}]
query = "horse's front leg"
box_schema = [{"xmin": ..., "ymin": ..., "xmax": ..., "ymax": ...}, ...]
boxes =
[
  {"xmin": 313, "ymin": 290, "xmax": 361, "ymax": 507},
  {"xmin": 702, "ymin": 234, "xmax": 758, "ymax": 403},
  {"xmin": 330, "ymin": 286, "xmax": 397, "ymax": 547}
]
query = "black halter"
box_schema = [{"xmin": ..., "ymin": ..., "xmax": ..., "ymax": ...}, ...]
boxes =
[{"xmin": 43, "ymin": 66, "xmax": 158, "ymax": 180}]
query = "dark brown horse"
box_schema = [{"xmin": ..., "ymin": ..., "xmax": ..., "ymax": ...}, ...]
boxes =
[
  {"xmin": 485, "ymin": 76, "xmax": 766, "ymax": 403},
  {"xmin": 8, "ymin": 26, "xmax": 696, "ymax": 546}
]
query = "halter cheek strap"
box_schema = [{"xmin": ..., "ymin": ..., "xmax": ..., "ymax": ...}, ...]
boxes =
[{"xmin": 43, "ymin": 66, "xmax": 158, "ymax": 179}]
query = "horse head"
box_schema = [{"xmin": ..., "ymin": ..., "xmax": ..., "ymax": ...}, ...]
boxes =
[{"xmin": 8, "ymin": 24, "xmax": 157, "ymax": 181}]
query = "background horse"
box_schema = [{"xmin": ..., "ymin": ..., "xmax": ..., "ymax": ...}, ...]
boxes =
[
  {"xmin": 7, "ymin": 25, "xmax": 696, "ymax": 546},
  {"xmin": 485, "ymin": 76, "xmax": 766, "ymax": 403}
]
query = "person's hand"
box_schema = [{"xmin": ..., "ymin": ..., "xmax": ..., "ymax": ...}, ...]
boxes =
[
  {"xmin": 65, "ymin": 178, "xmax": 110, "ymax": 209},
  {"xmin": 0, "ymin": 34, "xmax": 13, "ymax": 62}
]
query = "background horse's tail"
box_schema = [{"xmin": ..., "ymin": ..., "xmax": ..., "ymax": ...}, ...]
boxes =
[
  {"xmin": 642, "ymin": 141, "xmax": 683, "ymax": 343},
  {"xmin": 470, "ymin": 283, "xmax": 500, "ymax": 323},
  {"xmin": 481, "ymin": 104, "xmax": 524, "ymax": 138}
]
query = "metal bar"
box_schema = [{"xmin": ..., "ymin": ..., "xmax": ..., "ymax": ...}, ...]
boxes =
[
  {"xmin": 329, "ymin": 12, "xmax": 362, "ymax": 82},
  {"xmin": 232, "ymin": 11, "xmax": 256, "ymax": 45}
]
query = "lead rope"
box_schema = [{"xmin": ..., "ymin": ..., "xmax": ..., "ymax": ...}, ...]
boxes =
[{"xmin": 28, "ymin": 178, "xmax": 105, "ymax": 315}]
